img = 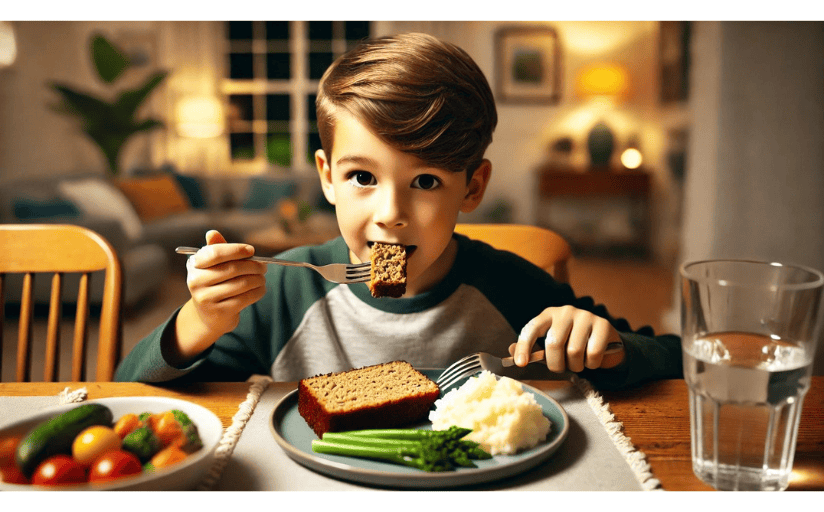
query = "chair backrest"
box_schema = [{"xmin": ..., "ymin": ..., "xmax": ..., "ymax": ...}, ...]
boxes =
[
  {"xmin": 0, "ymin": 224, "xmax": 122, "ymax": 381},
  {"xmin": 454, "ymin": 223, "xmax": 571, "ymax": 283}
]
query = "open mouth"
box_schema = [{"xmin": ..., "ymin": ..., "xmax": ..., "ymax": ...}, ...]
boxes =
[{"xmin": 367, "ymin": 241, "xmax": 417, "ymax": 257}]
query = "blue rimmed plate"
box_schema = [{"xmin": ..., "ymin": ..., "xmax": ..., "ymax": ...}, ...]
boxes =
[{"xmin": 268, "ymin": 369, "xmax": 569, "ymax": 489}]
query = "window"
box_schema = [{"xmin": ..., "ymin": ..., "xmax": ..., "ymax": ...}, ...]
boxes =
[{"xmin": 223, "ymin": 21, "xmax": 371, "ymax": 172}]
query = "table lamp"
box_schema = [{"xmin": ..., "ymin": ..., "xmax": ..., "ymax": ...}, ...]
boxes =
[
  {"xmin": 576, "ymin": 63, "xmax": 629, "ymax": 168},
  {"xmin": 175, "ymin": 95, "xmax": 224, "ymax": 172},
  {"xmin": 176, "ymin": 95, "xmax": 224, "ymax": 139}
]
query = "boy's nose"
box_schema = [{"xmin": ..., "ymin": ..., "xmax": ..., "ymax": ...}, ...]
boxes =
[{"xmin": 373, "ymin": 188, "xmax": 408, "ymax": 229}]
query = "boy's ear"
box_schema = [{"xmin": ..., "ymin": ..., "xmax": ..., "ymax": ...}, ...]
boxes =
[
  {"xmin": 315, "ymin": 149, "xmax": 337, "ymax": 205},
  {"xmin": 460, "ymin": 159, "xmax": 492, "ymax": 213}
]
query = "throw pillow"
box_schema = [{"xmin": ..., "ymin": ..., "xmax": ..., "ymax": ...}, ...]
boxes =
[
  {"xmin": 172, "ymin": 172, "xmax": 208, "ymax": 209},
  {"xmin": 242, "ymin": 177, "xmax": 298, "ymax": 210},
  {"xmin": 58, "ymin": 178, "xmax": 144, "ymax": 241},
  {"xmin": 13, "ymin": 198, "xmax": 81, "ymax": 220},
  {"xmin": 117, "ymin": 175, "xmax": 191, "ymax": 222}
]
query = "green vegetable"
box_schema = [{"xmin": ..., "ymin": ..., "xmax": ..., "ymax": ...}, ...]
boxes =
[
  {"xmin": 311, "ymin": 426, "xmax": 491, "ymax": 472},
  {"xmin": 171, "ymin": 409, "xmax": 203, "ymax": 453},
  {"xmin": 122, "ymin": 426, "xmax": 161, "ymax": 462},
  {"xmin": 15, "ymin": 403, "xmax": 113, "ymax": 478}
]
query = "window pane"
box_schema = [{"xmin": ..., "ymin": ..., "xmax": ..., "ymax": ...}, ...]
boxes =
[
  {"xmin": 229, "ymin": 53, "xmax": 254, "ymax": 79},
  {"xmin": 266, "ymin": 21, "xmax": 289, "ymax": 40},
  {"xmin": 307, "ymin": 132, "xmax": 323, "ymax": 164},
  {"xmin": 266, "ymin": 94, "xmax": 290, "ymax": 122},
  {"xmin": 267, "ymin": 52, "xmax": 290, "ymax": 79},
  {"xmin": 309, "ymin": 52, "xmax": 334, "ymax": 80},
  {"xmin": 228, "ymin": 94, "xmax": 254, "ymax": 131},
  {"xmin": 307, "ymin": 94, "xmax": 317, "ymax": 121},
  {"xmin": 230, "ymin": 133, "xmax": 255, "ymax": 160},
  {"xmin": 345, "ymin": 21, "xmax": 370, "ymax": 41},
  {"xmin": 308, "ymin": 21, "xmax": 333, "ymax": 40},
  {"xmin": 267, "ymin": 133, "xmax": 292, "ymax": 166},
  {"xmin": 227, "ymin": 21, "xmax": 253, "ymax": 40}
]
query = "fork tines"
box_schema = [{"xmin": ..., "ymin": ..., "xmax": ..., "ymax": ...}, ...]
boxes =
[
  {"xmin": 346, "ymin": 264, "xmax": 371, "ymax": 282},
  {"xmin": 436, "ymin": 354, "xmax": 482, "ymax": 390}
]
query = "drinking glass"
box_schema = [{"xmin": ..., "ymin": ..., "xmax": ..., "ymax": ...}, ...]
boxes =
[{"xmin": 680, "ymin": 259, "xmax": 823, "ymax": 491}]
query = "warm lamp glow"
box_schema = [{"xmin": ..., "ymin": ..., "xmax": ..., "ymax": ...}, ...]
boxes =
[
  {"xmin": 576, "ymin": 64, "xmax": 630, "ymax": 99},
  {"xmin": 620, "ymin": 148, "xmax": 643, "ymax": 169},
  {"xmin": 176, "ymin": 96, "xmax": 224, "ymax": 139},
  {"xmin": 0, "ymin": 21, "xmax": 18, "ymax": 68}
]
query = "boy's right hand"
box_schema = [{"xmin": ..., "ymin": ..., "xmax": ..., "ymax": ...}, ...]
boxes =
[{"xmin": 184, "ymin": 230, "xmax": 267, "ymax": 339}]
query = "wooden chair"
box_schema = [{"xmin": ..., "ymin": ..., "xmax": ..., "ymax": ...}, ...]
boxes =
[
  {"xmin": 454, "ymin": 223, "xmax": 572, "ymax": 283},
  {"xmin": 0, "ymin": 224, "xmax": 122, "ymax": 382}
]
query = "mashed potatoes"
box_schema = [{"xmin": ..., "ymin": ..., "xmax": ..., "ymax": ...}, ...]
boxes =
[{"xmin": 429, "ymin": 371, "xmax": 551, "ymax": 455}]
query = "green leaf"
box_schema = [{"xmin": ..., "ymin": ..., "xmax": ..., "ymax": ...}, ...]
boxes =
[
  {"xmin": 115, "ymin": 71, "xmax": 168, "ymax": 118},
  {"xmin": 91, "ymin": 34, "xmax": 130, "ymax": 83},
  {"xmin": 133, "ymin": 118, "xmax": 164, "ymax": 132},
  {"xmin": 50, "ymin": 83, "xmax": 116, "ymax": 127}
]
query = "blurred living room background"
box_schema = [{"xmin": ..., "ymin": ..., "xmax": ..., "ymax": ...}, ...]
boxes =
[{"xmin": 2, "ymin": 20, "xmax": 823, "ymax": 378}]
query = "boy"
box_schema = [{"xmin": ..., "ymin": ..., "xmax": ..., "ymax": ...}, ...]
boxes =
[{"xmin": 115, "ymin": 33, "xmax": 681, "ymax": 389}]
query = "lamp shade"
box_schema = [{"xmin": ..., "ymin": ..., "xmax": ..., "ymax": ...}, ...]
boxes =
[
  {"xmin": 0, "ymin": 21, "xmax": 18, "ymax": 68},
  {"xmin": 176, "ymin": 96, "xmax": 224, "ymax": 138},
  {"xmin": 576, "ymin": 63, "xmax": 629, "ymax": 98}
]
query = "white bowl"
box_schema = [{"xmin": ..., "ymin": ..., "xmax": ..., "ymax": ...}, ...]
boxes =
[{"xmin": 0, "ymin": 396, "xmax": 223, "ymax": 491}]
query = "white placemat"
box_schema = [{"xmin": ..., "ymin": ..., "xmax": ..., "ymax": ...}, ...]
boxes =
[{"xmin": 213, "ymin": 377, "xmax": 659, "ymax": 491}]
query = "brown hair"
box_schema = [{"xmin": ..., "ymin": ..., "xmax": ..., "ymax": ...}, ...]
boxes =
[{"xmin": 316, "ymin": 33, "xmax": 497, "ymax": 177}]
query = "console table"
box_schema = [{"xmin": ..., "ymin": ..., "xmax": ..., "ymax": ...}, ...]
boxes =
[{"xmin": 536, "ymin": 166, "xmax": 652, "ymax": 256}]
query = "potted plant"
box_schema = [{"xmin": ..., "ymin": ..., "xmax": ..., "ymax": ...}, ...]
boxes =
[{"xmin": 49, "ymin": 33, "xmax": 168, "ymax": 176}]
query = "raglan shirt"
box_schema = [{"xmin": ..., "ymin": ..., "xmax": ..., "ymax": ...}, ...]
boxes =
[{"xmin": 114, "ymin": 234, "xmax": 683, "ymax": 390}]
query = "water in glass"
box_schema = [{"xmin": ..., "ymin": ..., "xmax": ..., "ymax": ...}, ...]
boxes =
[{"xmin": 683, "ymin": 331, "xmax": 812, "ymax": 491}]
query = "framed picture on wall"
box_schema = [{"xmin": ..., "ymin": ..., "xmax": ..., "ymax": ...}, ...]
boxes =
[{"xmin": 495, "ymin": 26, "xmax": 561, "ymax": 104}]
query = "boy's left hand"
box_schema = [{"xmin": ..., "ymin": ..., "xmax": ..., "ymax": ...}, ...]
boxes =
[{"xmin": 510, "ymin": 306, "xmax": 625, "ymax": 373}]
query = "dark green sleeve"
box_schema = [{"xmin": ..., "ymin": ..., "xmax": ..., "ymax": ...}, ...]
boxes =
[
  {"xmin": 551, "ymin": 285, "xmax": 683, "ymax": 390},
  {"xmin": 114, "ymin": 240, "xmax": 343, "ymax": 383},
  {"xmin": 458, "ymin": 235, "xmax": 683, "ymax": 390},
  {"xmin": 114, "ymin": 270, "xmax": 286, "ymax": 383},
  {"xmin": 113, "ymin": 307, "xmax": 220, "ymax": 382}
]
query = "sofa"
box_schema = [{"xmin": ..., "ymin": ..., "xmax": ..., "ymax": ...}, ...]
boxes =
[{"xmin": 0, "ymin": 167, "xmax": 306, "ymax": 309}]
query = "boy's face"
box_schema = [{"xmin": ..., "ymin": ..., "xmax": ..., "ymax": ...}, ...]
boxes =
[{"xmin": 315, "ymin": 110, "xmax": 490, "ymax": 296}]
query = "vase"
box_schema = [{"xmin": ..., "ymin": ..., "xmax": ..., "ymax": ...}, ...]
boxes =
[{"xmin": 587, "ymin": 121, "xmax": 615, "ymax": 168}]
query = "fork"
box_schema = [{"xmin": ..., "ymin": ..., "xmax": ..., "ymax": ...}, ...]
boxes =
[
  {"xmin": 436, "ymin": 341, "xmax": 624, "ymax": 391},
  {"xmin": 175, "ymin": 246, "xmax": 371, "ymax": 284}
]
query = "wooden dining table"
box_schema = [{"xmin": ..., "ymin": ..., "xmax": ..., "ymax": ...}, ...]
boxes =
[{"xmin": 1, "ymin": 376, "xmax": 822, "ymax": 491}]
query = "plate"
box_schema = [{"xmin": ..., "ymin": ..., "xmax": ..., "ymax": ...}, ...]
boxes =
[
  {"xmin": 269, "ymin": 369, "xmax": 569, "ymax": 488},
  {"xmin": 0, "ymin": 396, "xmax": 223, "ymax": 491}
]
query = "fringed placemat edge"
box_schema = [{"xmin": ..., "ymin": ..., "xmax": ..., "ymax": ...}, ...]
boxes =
[
  {"xmin": 571, "ymin": 375, "xmax": 663, "ymax": 491},
  {"xmin": 196, "ymin": 374, "xmax": 274, "ymax": 491}
]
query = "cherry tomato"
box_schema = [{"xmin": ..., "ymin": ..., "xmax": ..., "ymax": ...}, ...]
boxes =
[
  {"xmin": 113, "ymin": 413, "xmax": 142, "ymax": 439},
  {"xmin": 0, "ymin": 436, "xmax": 21, "ymax": 468},
  {"xmin": 72, "ymin": 425, "xmax": 121, "ymax": 466},
  {"xmin": 0, "ymin": 464, "xmax": 30, "ymax": 485},
  {"xmin": 32, "ymin": 455, "xmax": 87, "ymax": 486},
  {"xmin": 89, "ymin": 450, "xmax": 142, "ymax": 483}
]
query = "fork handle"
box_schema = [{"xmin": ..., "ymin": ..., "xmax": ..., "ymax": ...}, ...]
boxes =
[
  {"xmin": 500, "ymin": 341, "xmax": 624, "ymax": 367},
  {"xmin": 175, "ymin": 246, "xmax": 307, "ymax": 268}
]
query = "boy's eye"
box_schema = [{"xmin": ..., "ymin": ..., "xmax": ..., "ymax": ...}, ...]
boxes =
[
  {"xmin": 411, "ymin": 174, "xmax": 441, "ymax": 190},
  {"xmin": 347, "ymin": 171, "xmax": 376, "ymax": 187}
]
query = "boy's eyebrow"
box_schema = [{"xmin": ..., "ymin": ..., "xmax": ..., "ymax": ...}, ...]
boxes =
[{"xmin": 336, "ymin": 155, "xmax": 377, "ymax": 167}]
